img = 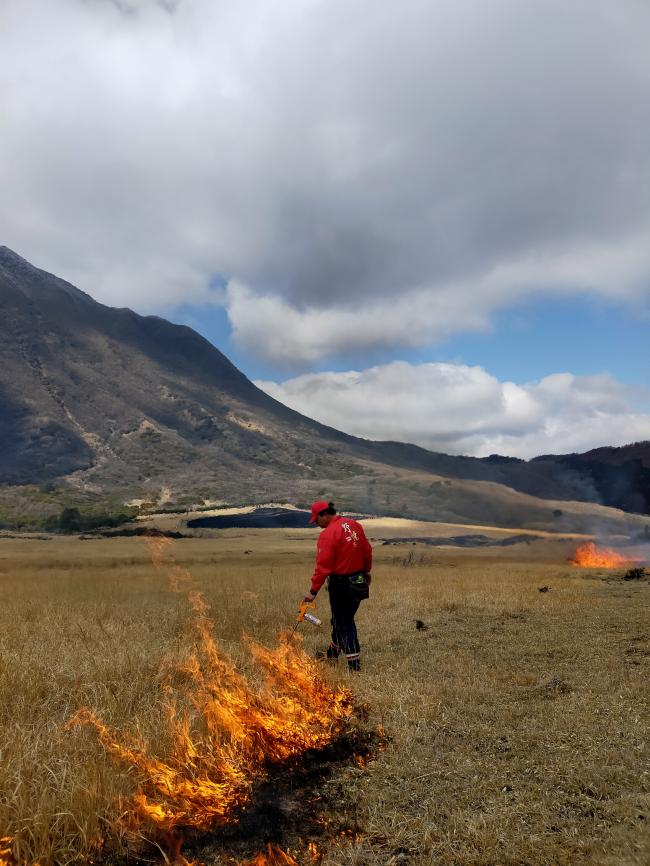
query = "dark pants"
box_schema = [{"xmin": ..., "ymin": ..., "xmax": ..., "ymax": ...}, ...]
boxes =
[{"xmin": 328, "ymin": 575, "xmax": 361, "ymax": 662}]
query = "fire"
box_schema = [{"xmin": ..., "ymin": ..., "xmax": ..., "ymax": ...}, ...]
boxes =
[
  {"xmin": 0, "ymin": 838, "xmax": 36, "ymax": 866},
  {"xmin": 68, "ymin": 536, "xmax": 352, "ymax": 862},
  {"xmin": 570, "ymin": 541, "xmax": 641, "ymax": 568},
  {"xmin": 0, "ymin": 837, "xmax": 15, "ymax": 866},
  {"xmin": 240, "ymin": 844, "xmax": 299, "ymax": 865}
]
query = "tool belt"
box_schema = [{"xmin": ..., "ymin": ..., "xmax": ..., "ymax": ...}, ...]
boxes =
[{"xmin": 329, "ymin": 571, "xmax": 370, "ymax": 601}]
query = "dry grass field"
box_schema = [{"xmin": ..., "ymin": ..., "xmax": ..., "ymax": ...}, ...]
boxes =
[{"xmin": 0, "ymin": 526, "xmax": 648, "ymax": 865}]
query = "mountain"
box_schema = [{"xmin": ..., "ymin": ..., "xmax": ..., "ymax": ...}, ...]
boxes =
[
  {"xmin": 1, "ymin": 246, "xmax": 648, "ymax": 532},
  {"xmin": 532, "ymin": 443, "xmax": 650, "ymax": 515},
  {"xmin": 0, "ymin": 246, "xmax": 356, "ymax": 487}
]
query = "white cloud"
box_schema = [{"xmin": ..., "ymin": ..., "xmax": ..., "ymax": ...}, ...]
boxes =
[
  {"xmin": 1, "ymin": 0, "xmax": 650, "ymax": 356},
  {"xmin": 257, "ymin": 362, "xmax": 650, "ymax": 458},
  {"xmin": 225, "ymin": 279, "xmax": 492, "ymax": 364},
  {"xmin": 225, "ymin": 229, "xmax": 650, "ymax": 364}
]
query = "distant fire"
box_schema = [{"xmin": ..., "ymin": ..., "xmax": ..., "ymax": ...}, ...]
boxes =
[
  {"xmin": 68, "ymin": 535, "xmax": 353, "ymax": 864},
  {"xmin": 570, "ymin": 541, "xmax": 642, "ymax": 568}
]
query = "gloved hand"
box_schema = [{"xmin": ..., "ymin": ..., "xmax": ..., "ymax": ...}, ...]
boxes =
[{"xmin": 364, "ymin": 572, "xmax": 372, "ymax": 585}]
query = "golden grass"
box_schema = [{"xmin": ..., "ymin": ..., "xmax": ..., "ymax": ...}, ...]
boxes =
[{"xmin": 0, "ymin": 532, "xmax": 648, "ymax": 865}]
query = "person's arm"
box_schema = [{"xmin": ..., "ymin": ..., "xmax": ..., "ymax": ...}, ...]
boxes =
[{"xmin": 305, "ymin": 532, "xmax": 335, "ymax": 600}]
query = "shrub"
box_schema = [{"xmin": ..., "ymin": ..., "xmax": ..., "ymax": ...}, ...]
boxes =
[{"xmin": 45, "ymin": 507, "xmax": 135, "ymax": 534}]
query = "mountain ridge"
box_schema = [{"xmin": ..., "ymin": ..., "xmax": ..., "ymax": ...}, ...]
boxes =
[{"xmin": 1, "ymin": 246, "xmax": 648, "ymax": 531}]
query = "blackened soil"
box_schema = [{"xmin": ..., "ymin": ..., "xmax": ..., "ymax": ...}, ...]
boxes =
[
  {"xmin": 188, "ymin": 508, "xmax": 312, "ymax": 530},
  {"xmin": 381, "ymin": 533, "xmax": 540, "ymax": 548},
  {"xmin": 186, "ymin": 726, "xmax": 378, "ymax": 864},
  {"xmin": 92, "ymin": 527, "xmax": 190, "ymax": 539}
]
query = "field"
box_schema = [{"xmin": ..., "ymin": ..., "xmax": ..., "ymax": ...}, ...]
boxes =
[{"xmin": 0, "ymin": 524, "xmax": 649, "ymax": 865}]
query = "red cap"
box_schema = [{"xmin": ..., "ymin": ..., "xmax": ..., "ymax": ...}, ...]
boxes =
[{"xmin": 309, "ymin": 500, "xmax": 330, "ymax": 524}]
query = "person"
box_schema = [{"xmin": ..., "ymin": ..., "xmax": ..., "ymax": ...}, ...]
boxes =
[{"xmin": 302, "ymin": 500, "xmax": 372, "ymax": 671}]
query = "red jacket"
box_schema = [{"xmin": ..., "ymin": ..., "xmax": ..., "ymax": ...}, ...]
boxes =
[{"xmin": 311, "ymin": 515, "xmax": 372, "ymax": 595}]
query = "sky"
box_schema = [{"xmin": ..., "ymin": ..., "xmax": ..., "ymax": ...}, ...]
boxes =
[{"xmin": 1, "ymin": 0, "xmax": 650, "ymax": 458}]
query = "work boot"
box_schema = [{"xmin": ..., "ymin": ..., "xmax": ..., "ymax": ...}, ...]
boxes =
[
  {"xmin": 315, "ymin": 644, "xmax": 339, "ymax": 665},
  {"xmin": 326, "ymin": 643, "xmax": 340, "ymax": 661}
]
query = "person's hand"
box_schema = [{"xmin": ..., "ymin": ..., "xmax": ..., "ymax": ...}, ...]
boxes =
[
  {"xmin": 364, "ymin": 573, "xmax": 372, "ymax": 585},
  {"xmin": 302, "ymin": 592, "xmax": 316, "ymax": 603}
]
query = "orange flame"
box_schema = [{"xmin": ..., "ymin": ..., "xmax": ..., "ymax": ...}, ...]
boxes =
[
  {"xmin": 0, "ymin": 837, "xmax": 15, "ymax": 866},
  {"xmin": 68, "ymin": 535, "xmax": 352, "ymax": 861},
  {"xmin": 240, "ymin": 844, "xmax": 299, "ymax": 865},
  {"xmin": 0, "ymin": 838, "xmax": 37, "ymax": 866},
  {"xmin": 570, "ymin": 541, "xmax": 641, "ymax": 568},
  {"xmin": 307, "ymin": 840, "xmax": 322, "ymax": 861}
]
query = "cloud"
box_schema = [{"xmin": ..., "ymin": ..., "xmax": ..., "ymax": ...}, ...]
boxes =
[
  {"xmin": 1, "ymin": 1, "xmax": 650, "ymax": 356},
  {"xmin": 256, "ymin": 362, "xmax": 650, "ymax": 458},
  {"xmin": 225, "ymin": 279, "xmax": 492, "ymax": 365}
]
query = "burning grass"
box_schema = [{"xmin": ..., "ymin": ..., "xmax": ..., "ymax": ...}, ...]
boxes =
[
  {"xmin": 1, "ymin": 531, "xmax": 649, "ymax": 865},
  {"xmin": 240, "ymin": 846, "xmax": 298, "ymax": 865},
  {"xmin": 66, "ymin": 537, "xmax": 354, "ymax": 863},
  {"xmin": 569, "ymin": 540, "xmax": 643, "ymax": 568}
]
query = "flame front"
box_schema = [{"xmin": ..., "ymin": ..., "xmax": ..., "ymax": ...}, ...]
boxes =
[
  {"xmin": 69, "ymin": 536, "xmax": 352, "ymax": 859},
  {"xmin": 570, "ymin": 541, "xmax": 641, "ymax": 568}
]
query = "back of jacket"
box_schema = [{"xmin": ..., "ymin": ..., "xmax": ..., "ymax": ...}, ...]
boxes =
[{"xmin": 310, "ymin": 515, "xmax": 373, "ymax": 594}]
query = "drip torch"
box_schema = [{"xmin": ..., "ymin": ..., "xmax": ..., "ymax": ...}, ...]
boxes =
[{"xmin": 289, "ymin": 600, "xmax": 322, "ymax": 640}]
